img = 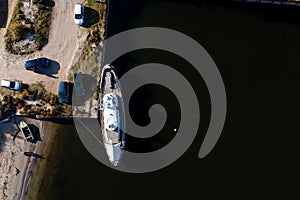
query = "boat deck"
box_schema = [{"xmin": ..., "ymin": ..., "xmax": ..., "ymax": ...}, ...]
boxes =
[
  {"xmin": 103, "ymin": 129, "xmax": 120, "ymax": 144},
  {"xmin": 99, "ymin": 65, "xmax": 125, "ymax": 147},
  {"xmin": 21, "ymin": 127, "xmax": 31, "ymax": 138}
]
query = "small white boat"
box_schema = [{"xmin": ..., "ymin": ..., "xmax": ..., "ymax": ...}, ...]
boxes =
[{"xmin": 20, "ymin": 121, "xmax": 35, "ymax": 142}]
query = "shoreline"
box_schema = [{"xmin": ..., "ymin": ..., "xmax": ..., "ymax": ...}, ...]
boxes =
[
  {"xmin": 24, "ymin": 120, "xmax": 72, "ymax": 200},
  {"xmin": 0, "ymin": 117, "xmax": 44, "ymax": 200},
  {"xmin": 18, "ymin": 121, "xmax": 44, "ymax": 200},
  {"xmin": 0, "ymin": 0, "xmax": 109, "ymax": 200},
  {"xmin": 22, "ymin": 0, "xmax": 110, "ymax": 199}
]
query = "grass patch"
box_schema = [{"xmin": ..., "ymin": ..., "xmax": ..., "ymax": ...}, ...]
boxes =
[
  {"xmin": 70, "ymin": 0, "xmax": 107, "ymax": 68},
  {"xmin": 68, "ymin": 0, "xmax": 107, "ymax": 88},
  {"xmin": 34, "ymin": 3, "xmax": 52, "ymax": 50},
  {"xmin": 5, "ymin": 0, "xmax": 52, "ymax": 54},
  {"xmin": 67, "ymin": 0, "xmax": 107, "ymax": 103},
  {"xmin": 86, "ymin": 0, "xmax": 107, "ymax": 45}
]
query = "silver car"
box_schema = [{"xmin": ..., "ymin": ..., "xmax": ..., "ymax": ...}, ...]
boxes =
[{"xmin": 0, "ymin": 79, "xmax": 22, "ymax": 90}]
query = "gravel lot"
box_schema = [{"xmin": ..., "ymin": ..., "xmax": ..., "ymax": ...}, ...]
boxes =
[
  {"xmin": 0, "ymin": 1, "xmax": 83, "ymax": 199},
  {"xmin": 0, "ymin": 0, "xmax": 80, "ymax": 94}
]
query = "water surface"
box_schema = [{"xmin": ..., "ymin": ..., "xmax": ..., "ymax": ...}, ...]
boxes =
[{"xmin": 37, "ymin": 0, "xmax": 300, "ymax": 199}]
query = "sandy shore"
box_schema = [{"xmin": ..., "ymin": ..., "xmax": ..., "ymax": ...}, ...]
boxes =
[
  {"xmin": 23, "ymin": 121, "xmax": 73, "ymax": 200},
  {"xmin": 0, "ymin": 117, "xmax": 44, "ymax": 200},
  {"xmin": 0, "ymin": 0, "xmax": 106, "ymax": 198}
]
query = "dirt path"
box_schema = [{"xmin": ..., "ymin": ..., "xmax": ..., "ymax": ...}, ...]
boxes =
[{"xmin": 0, "ymin": 0, "xmax": 80, "ymax": 94}]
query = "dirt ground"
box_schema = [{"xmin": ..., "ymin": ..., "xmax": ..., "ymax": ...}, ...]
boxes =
[
  {"xmin": 0, "ymin": 0, "xmax": 80, "ymax": 94},
  {"xmin": 0, "ymin": 117, "xmax": 44, "ymax": 200},
  {"xmin": 0, "ymin": 0, "xmax": 90, "ymax": 199}
]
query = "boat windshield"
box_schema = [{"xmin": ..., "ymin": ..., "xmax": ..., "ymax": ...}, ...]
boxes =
[
  {"xmin": 75, "ymin": 14, "xmax": 82, "ymax": 19},
  {"xmin": 9, "ymin": 82, "xmax": 15, "ymax": 88}
]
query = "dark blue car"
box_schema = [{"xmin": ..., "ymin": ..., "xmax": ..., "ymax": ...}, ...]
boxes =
[
  {"xmin": 24, "ymin": 58, "xmax": 49, "ymax": 71},
  {"xmin": 58, "ymin": 82, "xmax": 70, "ymax": 104}
]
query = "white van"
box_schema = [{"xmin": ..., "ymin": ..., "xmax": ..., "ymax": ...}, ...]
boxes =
[{"xmin": 74, "ymin": 3, "xmax": 84, "ymax": 26}]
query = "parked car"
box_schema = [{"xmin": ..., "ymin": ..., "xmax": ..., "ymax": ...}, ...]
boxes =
[
  {"xmin": 24, "ymin": 57, "xmax": 49, "ymax": 71},
  {"xmin": 74, "ymin": 3, "xmax": 84, "ymax": 26},
  {"xmin": 73, "ymin": 72, "xmax": 85, "ymax": 96},
  {"xmin": 0, "ymin": 79, "xmax": 22, "ymax": 90},
  {"xmin": 58, "ymin": 81, "xmax": 70, "ymax": 103}
]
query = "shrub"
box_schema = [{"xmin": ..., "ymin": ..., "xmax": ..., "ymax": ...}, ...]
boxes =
[
  {"xmin": 5, "ymin": 0, "xmax": 52, "ymax": 54},
  {"xmin": 2, "ymin": 95, "xmax": 13, "ymax": 104}
]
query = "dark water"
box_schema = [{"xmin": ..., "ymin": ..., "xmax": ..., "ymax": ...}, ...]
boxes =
[{"xmin": 43, "ymin": 0, "xmax": 299, "ymax": 199}]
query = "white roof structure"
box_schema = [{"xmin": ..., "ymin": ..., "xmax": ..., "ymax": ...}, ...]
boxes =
[{"xmin": 103, "ymin": 93, "xmax": 119, "ymax": 131}]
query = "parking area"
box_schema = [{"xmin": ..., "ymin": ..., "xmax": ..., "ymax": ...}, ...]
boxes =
[{"xmin": 0, "ymin": 0, "xmax": 79, "ymax": 94}]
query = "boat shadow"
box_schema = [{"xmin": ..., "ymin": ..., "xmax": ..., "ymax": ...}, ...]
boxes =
[
  {"xmin": 72, "ymin": 73, "xmax": 97, "ymax": 106},
  {"xmin": 23, "ymin": 151, "xmax": 45, "ymax": 159}
]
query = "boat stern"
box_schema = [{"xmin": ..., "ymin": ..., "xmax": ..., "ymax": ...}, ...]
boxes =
[{"xmin": 104, "ymin": 143, "xmax": 123, "ymax": 166}]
